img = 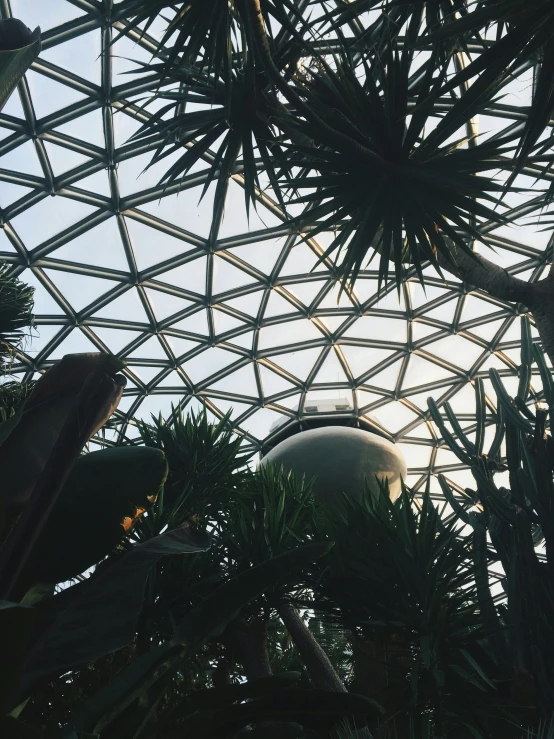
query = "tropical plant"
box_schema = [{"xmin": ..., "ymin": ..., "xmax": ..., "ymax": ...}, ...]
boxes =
[
  {"xmin": 428, "ymin": 316, "xmax": 554, "ymax": 718},
  {"xmin": 117, "ymin": 0, "xmax": 554, "ymax": 370},
  {"xmin": 0, "ymin": 18, "xmax": 41, "ymax": 111},
  {"xmin": 0, "ymin": 261, "xmax": 34, "ymax": 367}
]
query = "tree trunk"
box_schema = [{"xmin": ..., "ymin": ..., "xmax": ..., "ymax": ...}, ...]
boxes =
[
  {"xmin": 438, "ymin": 241, "xmax": 554, "ymax": 373},
  {"xmin": 278, "ymin": 602, "xmax": 347, "ymax": 692},
  {"xmin": 224, "ymin": 615, "xmax": 273, "ymax": 681}
]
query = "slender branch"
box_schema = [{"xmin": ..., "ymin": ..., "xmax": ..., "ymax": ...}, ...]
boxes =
[{"xmin": 278, "ymin": 603, "xmax": 347, "ymax": 692}]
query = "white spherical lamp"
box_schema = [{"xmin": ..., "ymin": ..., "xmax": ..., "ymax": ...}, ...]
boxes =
[{"xmin": 261, "ymin": 426, "xmax": 406, "ymax": 508}]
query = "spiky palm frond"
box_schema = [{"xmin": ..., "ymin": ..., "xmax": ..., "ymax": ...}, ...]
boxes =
[
  {"xmin": 425, "ymin": 0, "xmax": 554, "ymax": 178},
  {"xmin": 224, "ymin": 462, "xmax": 317, "ymax": 567},
  {"xmin": 136, "ymin": 407, "xmax": 251, "ymax": 525},
  {"xmin": 0, "ymin": 262, "xmax": 34, "ymax": 364},
  {"xmin": 129, "ymin": 61, "xmax": 291, "ymax": 223},
  {"xmin": 309, "ymin": 482, "xmax": 522, "ymax": 733},
  {"xmin": 285, "ymin": 36, "xmax": 515, "ymax": 291},
  {"xmin": 114, "ymin": 0, "xmax": 287, "ymax": 91}
]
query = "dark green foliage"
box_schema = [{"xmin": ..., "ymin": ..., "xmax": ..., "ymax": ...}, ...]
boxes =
[
  {"xmin": 309, "ymin": 483, "xmax": 517, "ymax": 734},
  {"xmin": 284, "ymin": 36, "xmax": 515, "ymax": 290},
  {"xmin": 0, "ymin": 261, "xmax": 34, "ymax": 364},
  {"xmin": 17, "ymin": 446, "xmax": 169, "ymax": 589},
  {"xmin": 16, "ymin": 524, "xmax": 210, "ymax": 702},
  {"xmin": 137, "ymin": 408, "xmax": 251, "ymax": 525},
  {"xmin": 428, "ymin": 316, "xmax": 554, "ymax": 717},
  {"xmin": 0, "ymin": 380, "xmax": 34, "ymax": 422}
]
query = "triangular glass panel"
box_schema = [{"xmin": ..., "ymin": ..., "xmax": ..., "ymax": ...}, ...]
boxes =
[
  {"xmin": 312, "ymin": 350, "xmax": 349, "ymax": 384},
  {"xmin": 55, "ymin": 109, "xmax": 105, "ymax": 148},
  {"xmin": 222, "ymin": 291, "xmax": 264, "ymax": 318},
  {"xmin": 225, "ymin": 237, "xmax": 283, "ymax": 276},
  {"xmin": 213, "ymin": 309, "xmax": 247, "ymax": 334},
  {"xmin": 43, "ymin": 269, "xmax": 115, "ymax": 313},
  {"xmin": 412, "ymin": 321, "xmax": 441, "ymax": 343},
  {"xmin": 423, "ymin": 298, "xmax": 458, "ymax": 324},
  {"xmin": 48, "ymin": 328, "xmax": 98, "ymax": 360},
  {"xmin": 365, "ymin": 357, "xmax": 404, "ymax": 391},
  {"xmin": 185, "ymin": 347, "xmax": 238, "ymax": 385},
  {"xmin": 0, "ymin": 230, "xmax": 16, "ymax": 254},
  {"xmin": 26, "ymin": 324, "xmax": 63, "ymax": 355},
  {"xmin": 26, "ymin": 70, "xmax": 89, "ymax": 119},
  {"xmin": 11, "ymin": 196, "xmax": 97, "ymax": 249},
  {"xmin": 340, "ymin": 346, "xmax": 396, "ymax": 379},
  {"xmin": 72, "ymin": 169, "xmax": 110, "ymax": 196},
  {"xmin": 356, "ymin": 389, "xmax": 384, "ymax": 410},
  {"xmin": 259, "ymin": 365, "xmax": 296, "ymax": 396},
  {"xmin": 228, "ymin": 329, "xmax": 255, "ymax": 350},
  {"xmin": 92, "ymin": 327, "xmax": 143, "ymax": 354},
  {"xmin": 208, "ymin": 362, "xmax": 258, "ymax": 395},
  {"xmin": 212, "ymin": 255, "xmax": 254, "ymax": 293},
  {"xmin": 402, "ymin": 355, "xmax": 456, "ymax": 389},
  {"xmin": 0, "ymin": 140, "xmax": 43, "ymax": 176},
  {"xmin": 317, "ymin": 315, "xmax": 347, "ymax": 334},
  {"xmin": 239, "ymin": 407, "xmax": 285, "ymax": 440},
  {"xmin": 157, "ymin": 256, "xmax": 207, "ymax": 294},
  {"xmin": 17, "ymin": 269, "xmax": 65, "ymax": 315},
  {"xmin": 125, "ymin": 218, "xmax": 194, "ymax": 271},
  {"xmin": 41, "ymin": 29, "xmax": 101, "ymax": 84},
  {"xmin": 92, "ymin": 287, "xmax": 150, "ymax": 323},
  {"xmin": 218, "ymin": 181, "xmax": 280, "ymax": 238},
  {"xmin": 43, "ymin": 141, "xmax": 92, "ymax": 177},
  {"xmin": 155, "ymin": 370, "xmax": 188, "ymax": 388},
  {"xmin": 127, "ymin": 336, "xmax": 168, "ymax": 360},
  {"xmin": 343, "ymin": 315, "xmax": 407, "ymax": 343},
  {"xmin": 263, "ymin": 290, "xmax": 298, "ymax": 319},
  {"xmin": 129, "ymin": 365, "xmax": 164, "ymax": 385},
  {"xmin": 279, "ymin": 242, "xmax": 326, "ymax": 276},
  {"xmin": 427, "ymin": 335, "xmax": 484, "ymax": 371},
  {"xmin": 51, "ymin": 218, "xmax": 129, "ymax": 271},
  {"xmin": 172, "ymin": 310, "xmax": 209, "ymax": 337},
  {"xmin": 166, "ymin": 336, "xmax": 200, "ymax": 357},
  {"xmin": 287, "ymin": 280, "xmax": 327, "ymax": 308},
  {"xmin": 258, "ymin": 318, "xmax": 321, "ymax": 350},
  {"xmin": 143, "ymin": 288, "xmax": 193, "ymax": 322},
  {"xmin": 141, "ymin": 186, "xmax": 215, "ymax": 239},
  {"xmin": 15, "ymin": 2, "xmax": 82, "ymax": 32},
  {"xmin": 0, "ymin": 180, "xmax": 34, "ymax": 206},
  {"xmin": 270, "ymin": 347, "xmax": 323, "ymax": 382}
]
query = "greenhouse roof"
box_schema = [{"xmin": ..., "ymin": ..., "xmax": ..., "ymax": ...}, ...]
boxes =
[{"xmin": 1, "ymin": 0, "xmax": 552, "ymax": 496}]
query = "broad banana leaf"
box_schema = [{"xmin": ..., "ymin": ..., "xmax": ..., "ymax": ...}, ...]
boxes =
[
  {"xmin": 0, "ymin": 19, "xmax": 41, "ymax": 111},
  {"xmin": 0, "ymin": 353, "xmax": 125, "ymax": 506},
  {"xmin": 62, "ymin": 542, "xmax": 332, "ymax": 736},
  {"xmin": 15, "ymin": 523, "xmax": 210, "ymax": 701},
  {"xmin": 17, "ymin": 445, "xmax": 169, "ymax": 589},
  {"xmin": 0, "ymin": 600, "xmax": 36, "ymax": 715}
]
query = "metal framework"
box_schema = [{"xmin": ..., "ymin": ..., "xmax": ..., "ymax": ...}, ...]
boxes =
[{"xmin": 0, "ymin": 0, "xmax": 552, "ymax": 504}]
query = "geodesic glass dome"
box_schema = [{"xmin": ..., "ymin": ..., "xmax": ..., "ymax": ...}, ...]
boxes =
[{"xmin": 1, "ymin": 0, "xmax": 552, "ymax": 500}]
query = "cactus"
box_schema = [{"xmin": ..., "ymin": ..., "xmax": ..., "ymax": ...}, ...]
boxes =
[{"xmin": 428, "ymin": 316, "xmax": 554, "ymax": 714}]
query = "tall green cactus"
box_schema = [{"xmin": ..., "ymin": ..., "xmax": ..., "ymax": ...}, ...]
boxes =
[{"xmin": 428, "ymin": 317, "xmax": 554, "ymax": 714}]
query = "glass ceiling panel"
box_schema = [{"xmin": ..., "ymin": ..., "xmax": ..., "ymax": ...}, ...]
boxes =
[{"xmin": 1, "ymin": 0, "xmax": 552, "ymax": 501}]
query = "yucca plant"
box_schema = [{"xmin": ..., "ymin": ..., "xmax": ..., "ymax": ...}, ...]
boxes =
[
  {"xmin": 309, "ymin": 481, "xmax": 521, "ymax": 737},
  {"xmin": 136, "ymin": 407, "xmax": 252, "ymax": 527}
]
